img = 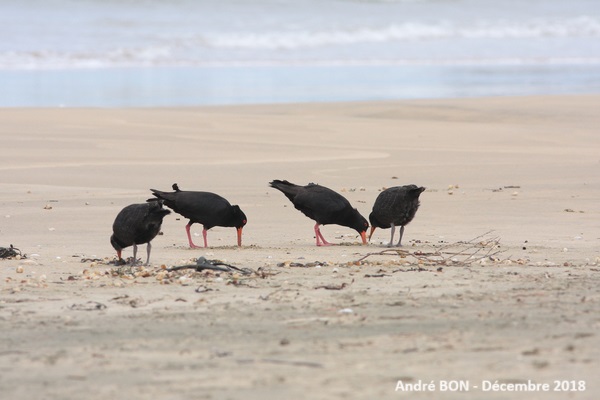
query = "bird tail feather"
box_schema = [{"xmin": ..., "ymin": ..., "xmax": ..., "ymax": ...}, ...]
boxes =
[{"xmin": 269, "ymin": 179, "xmax": 302, "ymax": 201}]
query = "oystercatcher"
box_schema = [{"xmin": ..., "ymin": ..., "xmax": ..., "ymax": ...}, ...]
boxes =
[
  {"xmin": 150, "ymin": 184, "xmax": 247, "ymax": 248},
  {"xmin": 269, "ymin": 179, "xmax": 368, "ymax": 246}
]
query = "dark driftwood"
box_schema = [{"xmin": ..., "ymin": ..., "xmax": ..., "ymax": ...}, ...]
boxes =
[
  {"xmin": 0, "ymin": 245, "xmax": 24, "ymax": 259},
  {"xmin": 167, "ymin": 257, "xmax": 253, "ymax": 275}
]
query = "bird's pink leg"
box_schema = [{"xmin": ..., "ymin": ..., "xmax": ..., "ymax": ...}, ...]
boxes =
[
  {"xmin": 186, "ymin": 223, "xmax": 202, "ymax": 248},
  {"xmin": 202, "ymin": 228, "xmax": 209, "ymax": 248},
  {"xmin": 314, "ymin": 223, "xmax": 333, "ymax": 246}
]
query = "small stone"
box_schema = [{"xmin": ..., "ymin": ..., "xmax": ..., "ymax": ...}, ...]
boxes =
[{"xmin": 16, "ymin": 266, "xmax": 24, "ymax": 273}]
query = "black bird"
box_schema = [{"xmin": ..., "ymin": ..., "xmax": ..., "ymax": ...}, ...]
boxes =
[
  {"xmin": 369, "ymin": 184, "xmax": 425, "ymax": 247},
  {"xmin": 269, "ymin": 179, "xmax": 368, "ymax": 246},
  {"xmin": 149, "ymin": 183, "xmax": 247, "ymax": 248},
  {"xmin": 110, "ymin": 201, "xmax": 170, "ymax": 265}
]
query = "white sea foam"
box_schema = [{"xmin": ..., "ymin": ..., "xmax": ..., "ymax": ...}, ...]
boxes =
[
  {"xmin": 205, "ymin": 17, "xmax": 600, "ymax": 49},
  {"xmin": 1, "ymin": 0, "xmax": 600, "ymax": 69}
]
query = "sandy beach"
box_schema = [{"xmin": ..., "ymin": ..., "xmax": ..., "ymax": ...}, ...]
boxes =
[{"xmin": 1, "ymin": 95, "xmax": 599, "ymax": 399}]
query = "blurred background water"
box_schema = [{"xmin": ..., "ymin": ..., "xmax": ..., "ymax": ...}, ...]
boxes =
[{"xmin": 2, "ymin": 0, "xmax": 600, "ymax": 106}]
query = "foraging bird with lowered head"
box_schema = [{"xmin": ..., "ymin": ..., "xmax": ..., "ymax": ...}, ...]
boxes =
[
  {"xmin": 369, "ymin": 184, "xmax": 425, "ymax": 247},
  {"xmin": 269, "ymin": 179, "xmax": 368, "ymax": 246},
  {"xmin": 110, "ymin": 201, "xmax": 170, "ymax": 265},
  {"xmin": 150, "ymin": 183, "xmax": 247, "ymax": 248}
]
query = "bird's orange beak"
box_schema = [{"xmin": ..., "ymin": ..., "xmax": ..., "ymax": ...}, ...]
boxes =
[
  {"xmin": 360, "ymin": 230, "xmax": 367, "ymax": 244},
  {"xmin": 368, "ymin": 226, "xmax": 376, "ymax": 241},
  {"xmin": 237, "ymin": 227, "xmax": 243, "ymax": 247}
]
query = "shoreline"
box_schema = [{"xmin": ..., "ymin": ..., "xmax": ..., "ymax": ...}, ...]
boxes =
[{"xmin": 2, "ymin": 64, "xmax": 600, "ymax": 107}]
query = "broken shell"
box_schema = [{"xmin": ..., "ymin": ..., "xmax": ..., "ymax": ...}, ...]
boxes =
[
  {"xmin": 16, "ymin": 266, "xmax": 24, "ymax": 273},
  {"xmin": 178, "ymin": 276, "xmax": 192, "ymax": 286},
  {"xmin": 155, "ymin": 271, "xmax": 168, "ymax": 280}
]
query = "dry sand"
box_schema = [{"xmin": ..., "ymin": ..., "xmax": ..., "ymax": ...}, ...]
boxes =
[{"xmin": 1, "ymin": 95, "xmax": 599, "ymax": 399}]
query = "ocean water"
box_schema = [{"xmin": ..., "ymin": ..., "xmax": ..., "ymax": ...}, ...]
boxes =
[{"xmin": 2, "ymin": 0, "xmax": 600, "ymax": 106}]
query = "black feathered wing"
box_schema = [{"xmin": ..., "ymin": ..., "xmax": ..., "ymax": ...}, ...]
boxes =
[
  {"xmin": 151, "ymin": 189, "xmax": 237, "ymax": 229},
  {"xmin": 292, "ymin": 186, "xmax": 351, "ymax": 225}
]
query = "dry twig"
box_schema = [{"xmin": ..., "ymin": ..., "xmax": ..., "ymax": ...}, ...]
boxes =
[{"xmin": 355, "ymin": 231, "xmax": 504, "ymax": 267}]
